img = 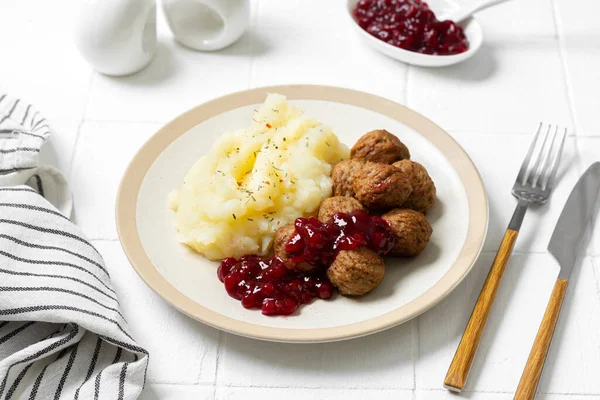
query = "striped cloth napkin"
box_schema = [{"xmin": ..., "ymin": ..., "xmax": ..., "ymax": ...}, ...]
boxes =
[{"xmin": 0, "ymin": 92, "xmax": 148, "ymax": 399}]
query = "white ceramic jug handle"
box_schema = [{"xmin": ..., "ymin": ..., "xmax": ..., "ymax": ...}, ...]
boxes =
[{"xmin": 164, "ymin": 0, "xmax": 250, "ymax": 51}]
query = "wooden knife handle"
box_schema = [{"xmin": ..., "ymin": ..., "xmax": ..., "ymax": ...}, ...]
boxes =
[
  {"xmin": 444, "ymin": 229, "xmax": 518, "ymax": 392},
  {"xmin": 514, "ymin": 278, "xmax": 568, "ymax": 400}
]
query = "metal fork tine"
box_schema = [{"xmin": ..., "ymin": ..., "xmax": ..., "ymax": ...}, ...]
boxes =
[
  {"xmin": 533, "ymin": 125, "xmax": 558, "ymax": 188},
  {"xmin": 543, "ymin": 128, "xmax": 567, "ymax": 191},
  {"xmin": 528, "ymin": 124, "xmax": 551, "ymax": 187},
  {"xmin": 537, "ymin": 126, "xmax": 559, "ymax": 189},
  {"xmin": 517, "ymin": 122, "xmax": 543, "ymax": 185}
]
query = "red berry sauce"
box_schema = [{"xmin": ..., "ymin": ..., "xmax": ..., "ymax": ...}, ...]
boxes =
[
  {"xmin": 286, "ymin": 210, "xmax": 396, "ymax": 265},
  {"xmin": 353, "ymin": 0, "xmax": 469, "ymax": 55},
  {"xmin": 217, "ymin": 211, "xmax": 396, "ymax": 316},
  {"xmin": 218, "ymin": 256, "xmax": 334, "ymax": 316}
]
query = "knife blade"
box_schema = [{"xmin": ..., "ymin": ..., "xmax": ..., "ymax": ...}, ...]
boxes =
[
  {"xmin": 548, "ymin": 161, "xmax": 600, "ymax": 278},
  {"xmin": 515, "ymin": 162, "xmax": 600, "ymax": 400}
]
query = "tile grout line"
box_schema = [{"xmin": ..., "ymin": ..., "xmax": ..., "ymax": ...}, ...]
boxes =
[
  {"xmin": 213, "ymin": 330, "xmax": 223, "ymax": 389},
  {"xmin": 179, "ymin": 382, "xmax": 600, "ymax": 395},
  {"xmin": 448, "ymin": 129, "xmax": 580, "ymax": 137},
  {"xmin": 82, "ymin": 118, "xmax": 168, "ymax": 125},
  {"xmin": 219, "ymin": 383, "xmax": 418, "ymax": 390},
  {"xmin": 482, "ymin": 249, "xmax": 546, "ymax": 255},
  {"xmin": 572, "ymin": 137, "xmax": 597, "ymax": 255},
  {"xmin": 404, "ymin": 65, "xmax": 410, "ymax": 106},
  {"xmin": 589, "ymin": 257, "xmax": 600, "ymax": 376},
  {"xmin": 411, "ymin": 318, "xmax": 419, "ymax": 393},
  {"xmin": 550, "ymin": 0, "xmax": 580, "ymax": 136},
  {"xmin": 67, "ymin": 71, "xmax": 96, "ymax": 179},
  {"xmin": 246, "ymin": 0, "xmax": 260, "ymax": 90},
  {"xmin": 147, "ymin": 381, "xmax": 214, "ymax": 387},
  {"xmin": 146, "ymin": 379, "xmax": 600, "ymax": 396},
  {"xmin": 549, "ymin": 0, "xmax": 589, "ymax": 262},
  {"xmin": 68, "ymin": 120, "xmax": 84, "ymax": 180},
  {"xmin": 416, "ymin": 387, "xmax": 600, "ymax": 396},
  {"xmin": 589, "ymin": 257, "xmax": 600, "ymax": 310}
]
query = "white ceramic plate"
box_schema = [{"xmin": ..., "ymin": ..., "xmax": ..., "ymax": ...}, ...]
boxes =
[
  {"xmin": 346, "ymin": 0, "xmax": 483, "ymax": 67},
  {"xmin": 116, "ymin": 85, "xmax": 488, "ymax": 342}
]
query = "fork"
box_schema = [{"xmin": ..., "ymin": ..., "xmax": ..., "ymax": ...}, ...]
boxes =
[{"xmin": 443, "ymin": 123, "xmax": 567, "ymax": 392}]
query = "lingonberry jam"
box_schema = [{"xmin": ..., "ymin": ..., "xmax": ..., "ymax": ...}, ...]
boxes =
[
  {"xmin": 353, "ymin": 0, "xmax": 469, "ymax": 55},
  {"xmin": 217, "ymin": 255, "xmax": 334, "ymax": 316},
  {"xmin": 217, "ymin": 211, "xmax": 395, "ymax": 316},
  {"xmin": 286, "ymin": 210, "xmax": 396, "ymax": 265}
]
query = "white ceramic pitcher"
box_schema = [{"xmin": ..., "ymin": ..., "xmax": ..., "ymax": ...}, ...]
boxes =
[
  {"xmin": 75, "ymin": 0, "xmax": 157, "ymax": 76},
  {"xmin": 163, "ymin": 0, "xmax": 250, "ymax": 51}
]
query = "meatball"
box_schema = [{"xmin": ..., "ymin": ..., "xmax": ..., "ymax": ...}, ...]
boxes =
[
  {"xmin": 393, "ymin": 160, "xmax": 436, "ymax": 214},
  {"xmin": 331, "ymin": 159, "xmax": 365, "ymax": 197},
  {"xmin": 327, "ymin": 247, "xmax": 385, "ymax": 296},
  {"xmin": 318, "ymin": 196, "xmax": 364, "ymax": 223},
  {"xmin": 382, "ymin": 209, "xmax": 432, "ymax": 257},
  {"xmin": 353, "ymin": 162, "xmax": 412, "ymax": 210},
  {"xmin": 273, "ymin": 224, "xmax": 315, "ymax": 272},
  {"xmin": 351, "ymin": 129, "xmax": 411, "ymax": 164}
]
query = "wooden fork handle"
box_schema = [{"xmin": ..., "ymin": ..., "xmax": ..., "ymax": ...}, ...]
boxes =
[
  {"xmin": 444, "ymin": 229, "xmax": 518, "ymax": 392},
  {"xmin": 514, "ymin": 279, "xmax": 568, "ymax": 400}
]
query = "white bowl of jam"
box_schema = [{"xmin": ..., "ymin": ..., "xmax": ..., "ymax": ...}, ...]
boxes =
[{"xmin": 346, "ymin": 0, "xmax": 484, "ymax": 67}]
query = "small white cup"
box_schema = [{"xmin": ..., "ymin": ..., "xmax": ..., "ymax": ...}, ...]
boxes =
[
  {"xmin": 163, "ymin": 0, "xmax": 250, "ymax": 51},
  {"xmin": 75, "ymin": 0, "xmax": 157, "ymax": 76}
]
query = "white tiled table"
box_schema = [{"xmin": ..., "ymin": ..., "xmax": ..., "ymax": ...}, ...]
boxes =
[{"xmin": 2, "ymin": 0, "xmax": 600, "ymax": 398}]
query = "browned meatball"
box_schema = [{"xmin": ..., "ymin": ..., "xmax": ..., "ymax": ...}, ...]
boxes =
[
  {"xmin": 382, "ymin": 209, "xmax": 432, "ymax": 257},
  {"xmin": 351, "ymin": 129, "xmax": 410, "ymax": 164},
  {"xmin": 327, "ymin": 247, "xmax": 385, "ymax": 296},
  {"xmin": 318, "ymin": 196, "xmax": 364, "ymax": 223},
  {"xmin": 393, "ymin": 160, "xmax": 436, "ymax": 214},
  {"xmin": 331, "ymin": 159, "xmax": 365, "ymax": 197},
  {"xmin": 273, "ymin": 224, "xmax": 315, "ymax": 272},
  {"xmin": 353, "ymin": 162, "xmax": 412, "ymax": 210}
]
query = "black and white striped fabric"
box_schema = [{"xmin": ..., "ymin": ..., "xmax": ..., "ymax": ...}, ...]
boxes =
[
  {"xmin": 0, "ymin": 92, "xmax": 71, "ymax": 217},
  {"xmin": 0, "ymin": 92, "xmax": 148, "ymax": 399}
]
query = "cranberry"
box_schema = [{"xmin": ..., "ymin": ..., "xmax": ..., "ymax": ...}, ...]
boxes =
[
  {"xmin": 261, "ymin": 298, "xmax": 278, "ymax": 315},
  {"xmin": 241, "ymin": 290, "xmax": 263, "ymax": 309},
  {"xmin": 223, "ymin": 272, "xmax": 246, "ymax": 300},
  {"xmin": 260, "ymin": 260, "xmax": 288, "ymax": 281},
  {"xmin": 260, "ymin": 282, "xmax": 277, "ymax": 297},
  {"xmin": 239, "ymin": 261, "xmax": 260, "ymax": 279},
  {"xmin": 316, "ymin": 281, "xmax": 334, "ymax": 299},
  {"xmin": 353, "ymin": 0, "xmax": 469, "ymax": 55},
  {"xmin": 217, "ymin": 211, "xmax": 395, "ymax": 316},
  {"xmin": 262, "ymin": 298, "xmax": 298, "ymax": 316},
  {"xmin": 217, "ymin": 255, "xmax": 333, "ymax": 316},
  {"xmin": 285, "ymin": 279, "xmax": 302, "ymax": 296},
  {"xmin": 284, "ymin": 210, "xmax": 396, "ymax": 266},
  {"xmin": 302, "ymin": 276, "xmax": 317, "ymax": 289},
  {"xmin": 285, "ymin": 233, "xmax": 304, "ymax": 253},
  {"xmin": 218, "ymin": 257, "xmax": 237, "ymax": 282}
]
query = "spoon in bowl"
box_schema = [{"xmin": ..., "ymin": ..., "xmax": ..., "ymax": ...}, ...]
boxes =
[
  {"xmin": 441, "ymin": 0, "xmax": 512, "ymax": 23},
  {"xmin": 346, "ymin": 0, "xmax": 512, "ymax": 67}
]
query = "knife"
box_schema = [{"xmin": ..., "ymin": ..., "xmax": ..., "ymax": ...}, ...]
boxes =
[{"xmin": 514, "ymin": 162, "xmax": 600, "ymax": 400}]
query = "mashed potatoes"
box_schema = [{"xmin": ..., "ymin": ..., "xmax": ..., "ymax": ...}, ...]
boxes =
[{"xmin": 170, "ymin": 94, "xmax": 349, "ymax": 260}]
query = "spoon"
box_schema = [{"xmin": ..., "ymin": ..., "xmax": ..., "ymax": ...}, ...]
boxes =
[
  {"xmin": 442, "ymin": 0, "xmax": 512, "ymax": 23},
  {"xmin": 346, "ymin": 0, "xmax": 511, "ymax": 67}
]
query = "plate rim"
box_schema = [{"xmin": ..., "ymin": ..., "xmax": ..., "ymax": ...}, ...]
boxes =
[{"xmin": 116, "ymin": 84, "xmax": 488, "ymax": 343}]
